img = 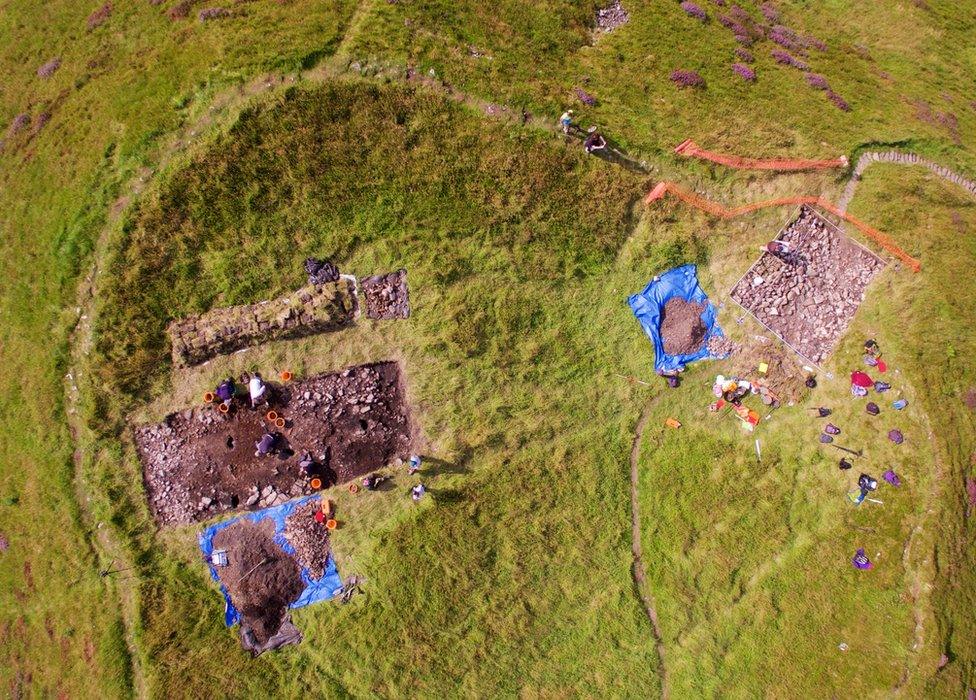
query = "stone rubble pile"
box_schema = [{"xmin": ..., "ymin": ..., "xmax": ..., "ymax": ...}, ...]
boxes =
[
  {"xmin": 730, "ymin": 207, "xmax": 883, "ymax": 364},
  {"xmin": 168, "ymin": 279, "xmax": 358, "ymax": 367}
]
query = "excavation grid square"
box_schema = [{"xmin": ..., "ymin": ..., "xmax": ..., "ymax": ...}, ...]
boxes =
[{"xmin": 730, "ymin": 207, "xmax": 884, "ymax": 364}]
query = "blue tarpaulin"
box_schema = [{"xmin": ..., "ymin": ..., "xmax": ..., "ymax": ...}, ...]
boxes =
[
  {"xmin": 199, "ymin": 495, "xmax": 342, "ymax": 627},
  {"xmin": 628, "ymin": 264, "xmax": 725, "ymax": 372}
]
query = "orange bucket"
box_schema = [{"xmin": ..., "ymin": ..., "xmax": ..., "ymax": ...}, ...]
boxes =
[
  {"xmin": 203, "ymin": 391, "xmax": 215, "ymax": 403},
  {"xmin": 275, "ymin": 417, "xmax": 286, "ymax": 429},
  {"xmin": 218, "ymin": 402, "xmax": 229, "ymax": 414},
  {"xmin": 266, "ymin": 410, "xmax": 278, "ymax": 422},
  {"xmin": 309, "ymin": 478, "xmax": 322, "ymax": 490},
  {"xmin": 325, "ymin": 519, "xmax": 338, "ymax": 530},
  {"xmin": 280, "ymin": 371, "xmax": 293, "ymax": 382},
  {"xmin": 348, "ymin": 483, "xmax": 359, "ymax": 494}
]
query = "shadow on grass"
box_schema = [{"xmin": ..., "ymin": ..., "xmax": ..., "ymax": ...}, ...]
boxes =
[{"xmin": 421, "ymin": 455, "xmax": 471, "ymax": 477}]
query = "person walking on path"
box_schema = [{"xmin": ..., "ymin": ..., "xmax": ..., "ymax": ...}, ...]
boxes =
[
  {"xmin": 408, "ymin": 455, "xmax": 422, "ymax": 476},
  {"xmin": 560, "ymin": 110, "xmax": 574, "ymax": 134}
]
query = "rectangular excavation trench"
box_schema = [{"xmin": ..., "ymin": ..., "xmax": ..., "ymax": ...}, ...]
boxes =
[{"xmin": 135, "ymin": 361, "xmax": 412, "ymax": 526}]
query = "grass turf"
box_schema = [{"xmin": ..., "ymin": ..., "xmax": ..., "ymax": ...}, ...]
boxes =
[{"xmin": 1, "ymin": 0, "xmax": 975, "ymax": 696}]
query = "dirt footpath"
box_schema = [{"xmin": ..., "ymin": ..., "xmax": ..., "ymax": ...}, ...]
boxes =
[{"xmin": 135, "ymin": 361, "xmax": 412, "ymax": 526}]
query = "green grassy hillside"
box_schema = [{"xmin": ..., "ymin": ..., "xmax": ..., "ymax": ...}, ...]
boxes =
[{"xmin": 1, "ymin": 1, "xmax": 975, "ymax": 697}]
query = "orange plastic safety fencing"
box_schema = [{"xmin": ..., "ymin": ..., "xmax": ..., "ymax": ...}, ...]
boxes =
[
  {"xmin": 645, "ymin": 181, "xmax": 921, "ymax": 272},
  {"xmin": 674, "ymin": 139, "xmax": 847, "ymax": 171}
]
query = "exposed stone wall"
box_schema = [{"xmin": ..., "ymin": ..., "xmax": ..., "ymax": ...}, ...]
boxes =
[
  {"xmin": 168, "ymin": 277, "xmax": 358, "ymax": 367},
  {"xmin": 838, "ymin": 150, "xmax": 976, "ymax": 213}
]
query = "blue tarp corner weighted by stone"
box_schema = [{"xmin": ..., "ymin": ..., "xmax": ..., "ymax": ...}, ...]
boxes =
[{"xmin": 627, "ymin": 264, "xmax": 726, "ymax": 373}]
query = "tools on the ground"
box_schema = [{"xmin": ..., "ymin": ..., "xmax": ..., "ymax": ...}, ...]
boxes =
[
  {"xmin": 827, "ymin": 443, "xmax": 863, "ymax": 457},
  {"xmin": 237, "ymin": 557, "xmax": 270, "ymax": 585},
  {"xmin": 755, "ymin": 439, "xmax": 762, "ymax": 462},
  {"xmin": 807, "ymin": 406, "xmax": 831, "ymax": 417},
  {"xmin": 614, "ymin": 373, "xmax": 653, "ymax": 387},
  {"xmin": 338, "ymin": 574, "xmax": 365, "ymax": 603},
  {"xmin": 99, "ymin": 565, "xmax": 133, "ymax": 578}
]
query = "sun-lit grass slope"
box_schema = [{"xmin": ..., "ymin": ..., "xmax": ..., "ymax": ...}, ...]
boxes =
[
  {"xmin": 0, "ymin": 1, "xmax": 357, "ymax": 696},
  {"xmin": 348, "ymin": 0, "xmax": 976, "ymax": 167},
  {"xmin": 86, "ymin": 80, "xmax": 665, "ymax": 696},
  {"xmin": 847, "ymin": 164, "xmax": 976, "ymax": 697}
]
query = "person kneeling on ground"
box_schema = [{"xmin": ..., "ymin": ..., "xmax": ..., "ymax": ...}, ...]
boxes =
[
  {"xmin": 215, "ymin": 377, "xmax": 236, "ymax": 408},
  {"xmin": 249, "ymin": 372, "xmax": 268, "ymax": 409},
  {"xmin": 411, "ymin": 483, "xmax": 426, "ymax": 502},
  {"xmin": 362, "ymin": 473, "xmax": 386, "ymax": 491},
  {"xmin": 761, "ymin": 240, "xmax": 792, "ymax": 256},
  {"xmin": 658, "ymin": 369, "xmax": 681, "ymax": 389},
  {"xmin": 298, "ymin": 451, "xmax": 321, "ymax": 478},
  {"xmin": 584, "ymin": 127, "xmax": 607, "ymax": 154},
  {"xmin": 408, "ymin": 455, "xmax": 422, "ymax": 476},
  {"xmin": 254, "ymin": 431, "xmax": 278, "ymax": 458}
]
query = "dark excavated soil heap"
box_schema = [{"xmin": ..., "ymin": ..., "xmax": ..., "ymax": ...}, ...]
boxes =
[
  {"xmin": 660, "ymin": 298, "xmax": 708, "ymax": 356},
  {"xmin": 212, "ymin": 519, "xmax": 304, "ymax": 645}
]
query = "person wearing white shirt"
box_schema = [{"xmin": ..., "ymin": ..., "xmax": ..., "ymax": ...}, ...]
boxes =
[{"xmin": 249, "ymin": 372, "xmax": 267, "ymax": 408}]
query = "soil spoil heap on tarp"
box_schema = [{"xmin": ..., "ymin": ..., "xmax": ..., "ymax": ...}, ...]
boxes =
[
  {"xmin": 660, "ymin": 298, "xmax": 708, "ymax": 355},
  {"xmin": 212, "ymin": 519, "xmax": 304, "ymax": 646}
]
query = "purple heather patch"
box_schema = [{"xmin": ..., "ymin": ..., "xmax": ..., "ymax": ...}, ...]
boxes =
[
  {"xmin": 769, "ymin": 25, "xmax": 805, "ymax": 53},
  {"xmin": 805, "ymin": 73, "xmax": 829, "ymax": 90},
  {"xmin": 37, "ymin": 58, "xmax": 61, "ymax": 78},
  {"xmin": 9, "ymin": 113, "xmax": 30, "ymax": 134},
  {"xmin": 198, "ymin": 7, "xmax": 229, "ymax": 20},
  {"xmin": 771, "ymin": 48, "xmax": 807, "ymax": 70},
  {"xmin": 760, "ymin": 1, "xmax": 778, "ymax": 22},
  {"xmin": 734, "ymin": 47, "xmax": 754, "ymax": 63},
  {"xmin": 732, "ymin": 63, "xmax": 756, "ymax": 82},
  {"xmin": 670, "ymin": 69, "xmax": 705, "ymax": 88},
  {"xmin": 826, "ymin": 90, "xmax": 851, "ymax": 111},
  {"xmin": 680, "ymin": 1, "xmax": 707, "ymax": 21},
  {"xmin": 574, "ymin": 87, "xmax": 597, "ymax": 106},
  {"xmin": 804, "ymin": 34, "xmax": 827, "ymax": 51}
]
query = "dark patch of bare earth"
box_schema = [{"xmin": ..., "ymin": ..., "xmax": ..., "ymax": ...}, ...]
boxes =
[{"xmin": 135, "ymin": 361, "xmax": 412, "ymax": 526}]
